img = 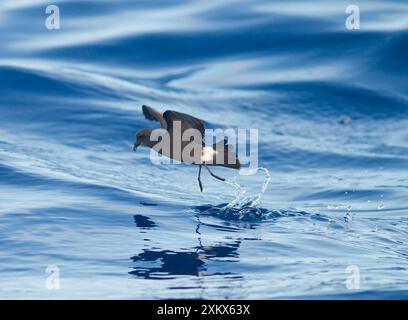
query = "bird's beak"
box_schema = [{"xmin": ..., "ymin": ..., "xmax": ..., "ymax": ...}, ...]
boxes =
[{"xmin": 133, "ymin": 142, "xmax": 140, "ymax": 151}]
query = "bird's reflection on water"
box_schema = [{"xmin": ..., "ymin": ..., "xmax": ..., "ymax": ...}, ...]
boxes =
[
  {"xmin": 129, "ymin": 205, "xmax": 337, "ymax": 280},
  {"xmin": 133, "ymin": 214, "xmax": 157, "ymax": 229},
  {"xmin": 129, "ymin": 212, "xmax": 243, "ymax": 280},
  {"xmin": 129, "ymin": 243, "xmax": 241, "ymax": 279}
]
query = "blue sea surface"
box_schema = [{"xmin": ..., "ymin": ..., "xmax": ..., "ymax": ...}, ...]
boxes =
[{"xmin": 0, "ymin": 0, "xmax": 408, "ymax": 299}]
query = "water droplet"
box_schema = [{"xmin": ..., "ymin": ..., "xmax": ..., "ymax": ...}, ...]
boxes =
[
  {"xmin": 344, "ymin": 212, "xmax": 353, "ymax": 222},
  {"xmin": 339, "ymin": 115, "xmax": 352, "ymax": 125},
  {"xmin": 378, "ymin": 204, "xmax": 384, "ymax": 210}
]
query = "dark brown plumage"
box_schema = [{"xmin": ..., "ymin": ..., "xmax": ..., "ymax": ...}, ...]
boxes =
[{"xmin": 134, "ymin": 105, "xmax": 240, "ymax": 192}]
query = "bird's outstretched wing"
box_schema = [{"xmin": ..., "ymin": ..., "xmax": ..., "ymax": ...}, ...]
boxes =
[
  {"xmin": 142, "ymin": 105, "xmax": 167, "ymax": 129},
  {"xmin": 163, "ymin": 110, "xmax": 205, "ymax": 140}
]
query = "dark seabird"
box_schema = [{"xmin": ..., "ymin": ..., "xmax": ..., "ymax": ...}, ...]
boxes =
[{"xmin": 134, "ymin": 105, "xmax": 240, "ymax": 192}]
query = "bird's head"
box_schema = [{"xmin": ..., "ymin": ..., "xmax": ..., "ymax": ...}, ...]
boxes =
[{"xmin": 133, "ymin": 128, "xmax": 155, "ymax": 151}]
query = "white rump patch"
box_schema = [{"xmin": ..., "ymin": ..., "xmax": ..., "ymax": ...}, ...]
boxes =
[{"xmin": 201, "ymin": 146, "xmax": 217, "ymax": 162}]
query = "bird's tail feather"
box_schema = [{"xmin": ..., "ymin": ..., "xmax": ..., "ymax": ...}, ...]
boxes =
[{"xmin": 212, "ymin": 139, "xmax": 241, "ymax": 169}]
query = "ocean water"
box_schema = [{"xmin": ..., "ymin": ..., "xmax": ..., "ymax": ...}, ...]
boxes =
[{"xmin": 1, "ymin": 0, "xmax": 408, "ymax": 299}]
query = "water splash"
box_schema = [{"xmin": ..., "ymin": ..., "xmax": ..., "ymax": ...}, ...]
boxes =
[
  {"xmin": 250, "ymin": 167, "xmax": 272, "ymax": 207},
  {"xmin": 223, "ymin": 177, "xmax": 247, "ymax": 209},
  {"xmin": 211, "ymin": 167, "xmax": 272, "ymax": 220}
]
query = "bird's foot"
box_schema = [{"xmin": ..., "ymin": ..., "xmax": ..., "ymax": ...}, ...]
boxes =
[
  {"xmin": 204, "ymin": 165, "xmax": 225, "ymax": 182},
  {"xmin": 198, "ymin": 165, "xmax": 203, "ymax": 192},
  {"xmin": 212, "ymin": 174, "xmax": 225, "ymax": 182}
]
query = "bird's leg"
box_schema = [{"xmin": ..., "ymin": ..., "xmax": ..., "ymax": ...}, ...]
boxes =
[
  {"xmin": 197, "ymin": 165, "xmax": 203, "ymax": 192},
  {"xmin": 204, "ymin": 165, "xmax": 225, "ymax": 181}
]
